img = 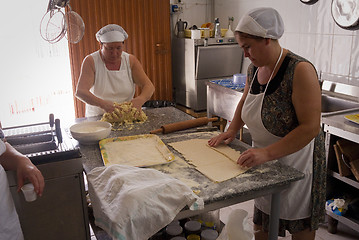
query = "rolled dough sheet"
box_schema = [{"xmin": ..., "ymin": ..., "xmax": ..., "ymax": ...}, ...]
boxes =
[{"xmin": 169, "ymin": 139, "xmax": 248, "ymax": 182}]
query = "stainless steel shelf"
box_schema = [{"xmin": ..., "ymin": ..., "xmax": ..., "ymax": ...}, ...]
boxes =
[
  {"xmin": 329, "ymin": 170, "xmax": 359, "ymax": 189},
  {"xmin": 326, "ymin": 210, "xmax": 359, "ymax": 233}
]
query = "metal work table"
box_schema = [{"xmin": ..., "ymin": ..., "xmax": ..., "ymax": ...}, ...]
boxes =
[
  {"xmin": 206, "ymin": 80, "xmax": 244, "ymax": 122},
  {"xmin": 75, "ymin": 107, "xmax": 304, "ymax": 240}
]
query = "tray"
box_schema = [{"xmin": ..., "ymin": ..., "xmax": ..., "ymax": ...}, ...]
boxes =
[
  {"xmin": 99, "ymin": 134, "xmax": 175, "ymax": 167},
  {"xmin": 344, "ymin": 114, "xmax": 359, "ymax": 125}
]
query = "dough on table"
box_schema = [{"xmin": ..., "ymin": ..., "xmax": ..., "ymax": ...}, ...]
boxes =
[
  {"xmin": 101, "ymin": 135, "xmax": 173, "ymax": 167},
  {"xmin": 169, "ymin": 139, "xmax": 248, "ymax": 182},
  {"xmin": 101, "ymin": 102, "xmax": 147, "ymax": 125}
]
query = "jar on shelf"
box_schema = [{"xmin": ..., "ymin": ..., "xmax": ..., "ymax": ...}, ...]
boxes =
[
  {"xmin": 201, "ymin": 229, "xmax": 218, "ymax": 240},
  {"xmin": 184, "ymin": 220, "xmax": 201, "ymax": 236},
  {"xmin": 186, "ymin": 234, "xmax": 200, "ymax": 240},
  {"xmin": 165, "ymin": 224, "xmax": 183, "ymax": 239}
]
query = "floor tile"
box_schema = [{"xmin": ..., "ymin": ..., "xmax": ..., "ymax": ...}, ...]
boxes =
[{"xmin": 219, "ymin": 200, "xmax": 359, "ymax": 240}]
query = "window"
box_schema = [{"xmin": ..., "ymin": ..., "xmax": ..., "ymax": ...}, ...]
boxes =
[{"xmin": 0, "ymin": 0, "xmax": 75, "ymax": 128}]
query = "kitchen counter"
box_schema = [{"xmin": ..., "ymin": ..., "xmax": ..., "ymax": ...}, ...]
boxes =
[
  {"xmin": 206, "ymin": 80, "xmax": 244, "ymax": 122},
  {"xmin": 322, "ymin": 108, "xmax": 359, "ymax": 143},
  {"xmin": 74, "ymin": 107, "xmax": 304, "ymax": 240}
]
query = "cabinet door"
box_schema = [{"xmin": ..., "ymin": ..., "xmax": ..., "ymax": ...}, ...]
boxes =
[
  {"xmin": 10, "ymin": 174, "xmax": 89, "ymax": 240},
  {"xmin": 68, "ymin": 0, "xmax": 172, "ymax": 118}
]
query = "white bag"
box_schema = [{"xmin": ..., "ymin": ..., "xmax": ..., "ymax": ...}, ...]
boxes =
[{"xmin": 217, "ymin": 209, "xmax": 254, "ymax": 240}]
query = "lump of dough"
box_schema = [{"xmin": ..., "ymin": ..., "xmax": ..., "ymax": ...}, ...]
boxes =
[{"xmin": 101, "ymin": 102, "xmax": 148, "ymax": 125}]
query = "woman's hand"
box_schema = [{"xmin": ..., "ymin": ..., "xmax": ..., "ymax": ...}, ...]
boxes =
[
  {"xmin": 131, "ymin": 97, "xmax": 145, "ymax": 112},
  {"xmin": 16, "ymin": 159, "xmax": 45, "ymax": 196},
  {"xmin": 208, "ymin": 130, "xmax": 236, "ymax": 147},
  {"xmin": 101, "ymin": 100, "xmax": 116, "ymax": 113},
  {"xmin": 237, "ymin": 148, "xmax": 270, "ymax": 168}
]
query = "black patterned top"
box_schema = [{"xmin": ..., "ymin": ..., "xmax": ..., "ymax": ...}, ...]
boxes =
[{"xmin": 247, "ymin": 51, "xmax": 315, "ymax": 137}]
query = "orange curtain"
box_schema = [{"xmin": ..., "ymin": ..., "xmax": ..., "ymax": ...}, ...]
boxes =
[{"xmin": 68, "ymin": 0, "xmax": 172, "ymax": 118}]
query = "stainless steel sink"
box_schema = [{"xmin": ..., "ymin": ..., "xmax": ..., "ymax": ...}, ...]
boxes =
[{"xmin": 321, "ymin": 94, "xmax": 359, "ymax": 113}]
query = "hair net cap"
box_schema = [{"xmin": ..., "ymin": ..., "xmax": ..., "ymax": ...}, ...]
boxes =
[
  {"xmin": 235, "ymin": 7, "xmax": 284, "ymax": 39},
  {"xmin": 96, "ymin": 24, "xmax": 129, "ymax": 43}
]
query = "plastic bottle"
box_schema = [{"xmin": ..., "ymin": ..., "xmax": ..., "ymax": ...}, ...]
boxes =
[
  {"xmin": 225, "ymin": 17, "xmax": 234, "ymax": 38},
  {"xmin": 214, "ymin": 18, "xmax": 221, "ymax": 38}
]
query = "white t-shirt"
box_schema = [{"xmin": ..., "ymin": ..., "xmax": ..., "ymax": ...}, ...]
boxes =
[{"xmin": 0, "ymin": 139, "xmax": 24, "ymax": 240}]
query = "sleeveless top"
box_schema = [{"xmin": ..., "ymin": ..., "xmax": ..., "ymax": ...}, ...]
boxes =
[{"xmin": 86, "ymin": 51, "xmax": 135, "ymax": 117}]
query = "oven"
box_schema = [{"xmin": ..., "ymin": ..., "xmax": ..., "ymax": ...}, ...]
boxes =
[{"xmin": 172, "ymin": 38, "xmax": 243, "ymax": 111}]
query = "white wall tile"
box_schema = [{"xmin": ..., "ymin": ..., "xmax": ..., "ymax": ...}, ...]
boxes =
[
  {"xmin": 298, "ymin": 34, "xmax": 316, "ymax": 64},
  {"xmin": 315, "ymin": 0, "xmax": 335, "ymax": 35},
  {"xmin": 349, "ymin": 34, "xmax": 359, "ymax": 79},
  {"xmin": 331, "ymin": 35, "xmax": 352, "ymax": 76},
  {"xmin": 283, "ymin": 33, "xmax": 301, "ymax": 56},
  {"xmin": 314, "ymin": 34, "xmax": 333, "ymax": 74}
]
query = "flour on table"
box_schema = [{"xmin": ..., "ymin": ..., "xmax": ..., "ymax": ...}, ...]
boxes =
[{"xmin": 169, "ymin": 139, "xmax": 248, "ymax": 182}]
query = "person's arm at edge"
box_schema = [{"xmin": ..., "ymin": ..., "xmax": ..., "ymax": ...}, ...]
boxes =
[{"xmin": 0, "ymin": 142, "xmax": 44, "ymax": 196}]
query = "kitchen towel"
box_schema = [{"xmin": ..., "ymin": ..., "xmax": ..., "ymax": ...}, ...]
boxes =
[{"xmin": 87, "ymin": 164, "xmax": 203, "ymax": 240}]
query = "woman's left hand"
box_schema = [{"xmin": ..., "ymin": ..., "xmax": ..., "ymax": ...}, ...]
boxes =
[
  {"xmin": 131, "ymin": 98, "xmax": 144, "ymax": 112},
  {"xmin": 237, "ymin": 148, "xmax": 270, "ymax": 168}
]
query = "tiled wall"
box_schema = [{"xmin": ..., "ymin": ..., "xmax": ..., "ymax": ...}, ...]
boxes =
[{"xmin": 171, "ymin": 0, "xmax": 359, "ymax": 87}]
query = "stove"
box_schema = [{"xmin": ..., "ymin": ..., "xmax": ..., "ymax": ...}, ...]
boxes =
[{"xmin": 2, "ymin": 114, "xmax": 81, "ymax": 164}]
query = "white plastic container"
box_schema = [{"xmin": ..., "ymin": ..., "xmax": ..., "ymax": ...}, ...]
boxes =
[
  {"xmin": 233, "ymin": 73, "xmax": 246, "ymax": 85},
  {"xmin": 21, "ymin": 183, "xmax": 37, "ymax": 202}
]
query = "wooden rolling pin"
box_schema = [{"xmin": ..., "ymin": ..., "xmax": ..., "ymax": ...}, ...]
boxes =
[{"xmin": 150, "ymin": 117, "xmax": 218, "ymax": 134}]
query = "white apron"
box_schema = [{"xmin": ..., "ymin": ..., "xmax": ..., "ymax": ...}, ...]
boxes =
[
  {"xmin": 241, "ymin": 54, "xmax": 314, "ymax": 220},
  {"xmin": 0, "ymin": 140, "xmax": 24, "ymax": 240},
  {"xmin": 86, "ymin": 51, "xmax": 135, "ymax": 117}
]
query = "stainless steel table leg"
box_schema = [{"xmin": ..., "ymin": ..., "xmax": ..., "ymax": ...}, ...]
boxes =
[{"xmin": 268, "ymin": 192, "xmax": 280, "ymax": 240}]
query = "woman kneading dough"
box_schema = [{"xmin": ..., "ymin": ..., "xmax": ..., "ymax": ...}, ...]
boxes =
[{"xmin": 75, "ymin": 24, "xmax": 155, "ymax": 117}]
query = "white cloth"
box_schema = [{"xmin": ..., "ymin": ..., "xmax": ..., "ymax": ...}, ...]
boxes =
[
  {"xmin": 217, "ymin": 209, "xmax": 254, "ymax": 240},
  {"xmin": 87, "ymin": 164, "xmax": 203, "ymax": 240},
  {"xmin": 85, "ymin": 51, "xmax": 135, "ymax": 117},
  {"xmin": 0, "ymin": 140, "xmax": 24, "ymax": 240},
  {"xmin": 241, "ymin": 67, "xmax": 313, "ymax": 220}
]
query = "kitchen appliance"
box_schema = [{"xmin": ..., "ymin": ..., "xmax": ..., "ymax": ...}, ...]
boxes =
[
  {"xmin": 175, "ymin": 19, "xmax": 188, "ymax": 38},
  {"xmin": 2, "ymin": 114, "xmax": 81, "ymax": 164},
  {"xmin": 172, "ymin": 38, "xmax": 243, "ymax": 111}
]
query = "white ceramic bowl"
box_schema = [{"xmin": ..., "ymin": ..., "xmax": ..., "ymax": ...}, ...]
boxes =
[{"xmin": 70, "ymin": 121, "xmax": 112, "ymax": 145}]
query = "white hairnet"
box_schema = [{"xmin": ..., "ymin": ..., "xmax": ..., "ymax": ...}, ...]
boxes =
[
  {"xmin": 96, "ymin": 24, "xmax": 129, "ymax": 43},
  {"xmin": 235, "ymin": 7, "xmax": 284, "ymax": 39}
]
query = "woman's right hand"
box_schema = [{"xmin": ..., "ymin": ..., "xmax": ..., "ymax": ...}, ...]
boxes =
[
  {"xmin": 208, "ymin": 130, "xmax": 236, "ymax": 147},
  {"xmin": 101, "ymin": 100, "xmax": 116, "ymax": 113}
]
